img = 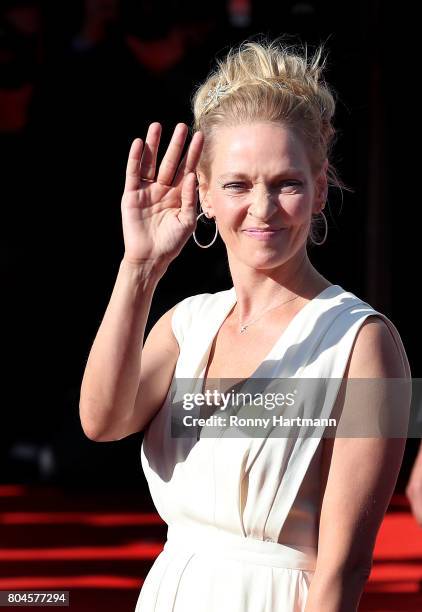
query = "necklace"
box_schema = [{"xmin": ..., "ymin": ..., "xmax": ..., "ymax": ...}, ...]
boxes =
[{"xmin": 238, "ymin": 293, "xmax": 300, "ymax": 333}]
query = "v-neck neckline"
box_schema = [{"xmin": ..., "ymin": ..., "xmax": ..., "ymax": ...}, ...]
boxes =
[{"xmin": 200, "ymin": 284, "xmax": 342, "ymax": 386}]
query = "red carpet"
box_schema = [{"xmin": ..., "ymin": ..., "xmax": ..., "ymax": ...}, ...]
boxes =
[{"xmin": 0, "ymin": 485, "xmax": 420, "ymax": 611}]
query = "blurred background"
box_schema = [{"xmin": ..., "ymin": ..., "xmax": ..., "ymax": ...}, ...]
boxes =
[{"xmin": 1, "ymin": 0, "xmax": 421, "ymax": 610}]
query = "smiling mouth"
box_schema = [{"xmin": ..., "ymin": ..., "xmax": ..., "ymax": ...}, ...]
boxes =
[
  {"xmin": 242, "ymin": 228, "xmax": 286, "ymax": 232},
  {"xmin": 242, "ymin": 228, "xmax": 286, "ymax": 241}
]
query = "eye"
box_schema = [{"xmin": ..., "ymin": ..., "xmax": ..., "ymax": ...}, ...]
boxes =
[
  {"xmin": 278, "ymin": 180, "xmax": 302, "ymax": 189},
  {"xmin": 224, "ymin": 183, "xmax": 247, "ymax": 190}
]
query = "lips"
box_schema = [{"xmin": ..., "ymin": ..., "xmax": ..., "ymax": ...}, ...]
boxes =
[
  {"xmin": 242, "ymin": 227, "xmax": 284, "ymax": 232},
  {"xmin": 242, "ymin": 228, "xmax": 286, "ymax": 241},
  {"xmin": 243, "ymin": 227, "xmax": 286, "ymax": 234}
]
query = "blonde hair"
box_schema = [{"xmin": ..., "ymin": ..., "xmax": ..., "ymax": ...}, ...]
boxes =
[{"xmin": 190, "ymin": 37, "xmax": 349, "ymax": 245}]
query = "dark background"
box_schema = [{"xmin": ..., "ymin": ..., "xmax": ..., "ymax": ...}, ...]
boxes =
[{"xmin": 1, "ymin": 0, "xmax": 419, "ymax": 492}]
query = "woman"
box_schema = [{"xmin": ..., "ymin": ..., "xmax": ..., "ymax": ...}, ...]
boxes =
[{"xmin": 79, "ymin": 39, "xmax": 411, "ymax": 611}]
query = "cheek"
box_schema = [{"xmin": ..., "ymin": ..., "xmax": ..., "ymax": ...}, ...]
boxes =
[
  {"xmin": 213, "ymin": 197, "xmax": 243, "ymax": 223},
  {"xmin": 281, "ymin": 196, "xmax": 312, "ymax": 222}
]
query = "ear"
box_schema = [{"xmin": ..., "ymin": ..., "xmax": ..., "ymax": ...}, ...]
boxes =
[
  {"xmin": 196, "ymin": 171, "xmax": 214, "ymax": 218},
  {"xmin": 313, "ymin": 158, "xmax": 329, "ymax": 214}
]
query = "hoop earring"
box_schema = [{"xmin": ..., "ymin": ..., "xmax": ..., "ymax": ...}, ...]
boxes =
[
  {"xmin": 309, "ymin": 210, "xmax": 328, "ymax": 246},
  {"xmin": 193, "ymin": 211, "xmax": 219, "ymax": 248}
]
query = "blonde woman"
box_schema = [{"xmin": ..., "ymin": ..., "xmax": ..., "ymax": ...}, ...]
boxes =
[{"xmin": 80, "ymin": 38, "xmax": 411, "ymax": 611}]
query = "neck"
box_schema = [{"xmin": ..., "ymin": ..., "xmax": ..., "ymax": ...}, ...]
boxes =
[{"xmin": 227, "ymin": 249, "xmax": 329, "ymax": 325}]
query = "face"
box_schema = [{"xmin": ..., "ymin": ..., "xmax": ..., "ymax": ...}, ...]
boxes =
[{"xmin": 198, "ymin": 122, "xmax": 328, "ymax": 270}]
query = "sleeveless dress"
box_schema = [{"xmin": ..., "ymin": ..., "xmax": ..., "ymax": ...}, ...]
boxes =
[{"xmin": 135, "ymin": 283, "xmax": 408, "ymax": 612}]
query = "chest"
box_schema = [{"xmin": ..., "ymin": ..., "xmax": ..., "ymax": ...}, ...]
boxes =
[{"xmin": 202, "ymin": 322, "xmax": 287, "ymax": 393}]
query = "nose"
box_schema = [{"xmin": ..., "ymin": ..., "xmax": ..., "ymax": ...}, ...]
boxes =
[{"xmin": 247, "ymin": 185, "xmax": 278, "ymax": 221}]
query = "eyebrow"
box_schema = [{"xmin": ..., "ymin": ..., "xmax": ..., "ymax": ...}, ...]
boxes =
[{"xmin": 217, "ymin": 170, "xmax": 305, "ymax": 180}]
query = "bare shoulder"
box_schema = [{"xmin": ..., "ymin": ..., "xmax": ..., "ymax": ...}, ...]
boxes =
[{"xmin": 345, "ymin": 314, "xmax": 410, "ymax": 379}]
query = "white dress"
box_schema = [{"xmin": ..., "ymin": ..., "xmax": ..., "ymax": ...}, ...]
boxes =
[{"xmin": 135, "ymin": 284, "xmax": 408, "ymax": 612}]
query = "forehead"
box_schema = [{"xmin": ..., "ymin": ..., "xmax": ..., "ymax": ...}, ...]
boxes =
[{"xmin": 210, "ymin": 122, "xmax": 310, "ymax": 177}]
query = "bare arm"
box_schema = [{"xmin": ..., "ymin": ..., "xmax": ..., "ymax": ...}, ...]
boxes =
[
  {"xmin": 304, "ymin": 316, "xmax": 412, "ymax": 612},
  {"xmin": 79, "ymin": 122, "xmax": 204, "ymax": 441},
  {"xmin": 79, "ymin": 258, "xmax": 179, "ymax": 441}
]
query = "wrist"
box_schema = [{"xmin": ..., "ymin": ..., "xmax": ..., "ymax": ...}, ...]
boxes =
[{"xmin": 120, "ymin": 256, "xmax": 168, "ymax": 283}]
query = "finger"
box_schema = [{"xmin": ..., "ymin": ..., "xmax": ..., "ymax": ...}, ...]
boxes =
[
  {"xmin": 173, "ymin": 130, "xmax": 205, "ymax": 186},
  {"xmin": 174, "ymin": 130, "xmax": 204, "ymax": 183},
  {"xmin": 124, "ymin": 138, "xmax": 143, "ymax": 192},
  {"xmin": 178, "ymin": 172, "xmax": 198, "ymax": 228},
  {"xmin": 139, "ymin": 122, "xmax": 162, "ymax": 181},
  {"xmin": 156, "ymin": 123, "xmax": 189, "ymax": 186}
]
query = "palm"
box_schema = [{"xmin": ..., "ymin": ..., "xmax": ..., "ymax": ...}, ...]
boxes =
[
  {"xmin": 122, "ymin": 182, "xmax": 189, "ymax": 261},
  {"xmin": 121, "ymin": 123, "xmax": 204, "ymax": 266}
]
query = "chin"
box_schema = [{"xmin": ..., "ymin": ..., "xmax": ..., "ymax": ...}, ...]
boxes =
[
  {"xmin": 227, "ymin": 244, "xmax": 288, "ymax": 269},
  {"xmin": 244, "ymin": 254, "xmax": 287, "ymax": 270}
]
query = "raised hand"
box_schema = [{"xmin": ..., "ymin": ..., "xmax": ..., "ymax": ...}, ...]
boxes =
[{"xmin": 121, "ymin": 122, "xmax": 204, "ymax": 269}]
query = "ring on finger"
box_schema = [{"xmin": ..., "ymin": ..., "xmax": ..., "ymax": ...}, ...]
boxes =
[{"xmin": 140, "ymin": 177, "xmax": 154, "ymax": 183}]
